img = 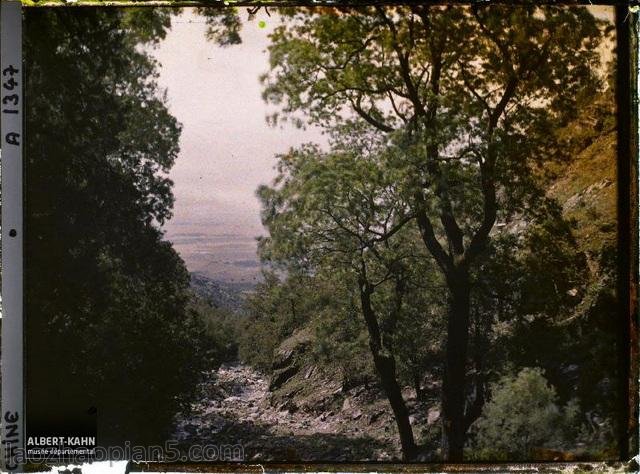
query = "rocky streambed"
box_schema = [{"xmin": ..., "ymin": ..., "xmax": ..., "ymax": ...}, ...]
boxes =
[{"xmin": 172, "ymin": 362, "xmax": 429, "ymax": 461}]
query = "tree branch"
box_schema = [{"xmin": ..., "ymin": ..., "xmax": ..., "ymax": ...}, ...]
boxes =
[
  {"xmin": 457, "ymin": 59, "xmax": 491, "ymax": 115},
  {"xmin": 350, "ymin": 95, "xmax": 395, "ymax": 133},
  {"xmin": 414, "ymin": 192, "xmax": 452, "ymax": 273},
  {"xmin": 463, "ymin": 57, "xmax": 520, "ymax": 266},
  {"xmin": 376, "ymin": 6, "xmax": 427, "ymax": 118},
  {"xmin": 372, "ymin": 213, "xmax": 415, "ymax": 243},
  {"xmin": 488, "ymin": 75, "xmax": 518, "ymax": 135}
]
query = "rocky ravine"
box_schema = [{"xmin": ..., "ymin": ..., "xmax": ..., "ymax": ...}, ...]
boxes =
[{"xmin": 172, "ymin": 362, "xmax": 437, "ymax": 462}]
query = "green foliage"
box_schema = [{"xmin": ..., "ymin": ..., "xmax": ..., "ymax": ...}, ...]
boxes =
[
  {"xmin": 392, "ymin": 272, "xmax": 446, "ymax": 391},
  {"xmin": 189, "ymin": 295, "xmax": 241, "ymax": 364},
  {"xmin": 312, "ymin": 308, "xmax": 373, "ymax": 388},
  {"xmin": 235, "ymin": 267, "xmax": 376, "ymax": 385},
  {"xmin": 304, "ymin": 272, "xmax": 375, "ymax": 387},
  {"xmin": 260, "ymin": 4, "xmax": 607, "ymax": 269},
  {"xmin": 170, "ymin": 3, "xmax": 622, "ymax": 461},
  {"xmin": 122, "ymin": 8, "xmax": 174, "ymax": 45},
  {"xmin": 502, "ymin": 91, "xmax": 618, "ymax": 433},
  {"xmin": 237, "ymin": 271, "xmax": 318, "ymax": 371},
  {"xmin": 468, "ymin": 368, "xmax": 581, "ymax": 460},
  {"xmin": 24, "ymin": 8, "xmax": 212, "ymax": 446},
  {"xmin": 198, "ymin": 7, "xmax": 243, "ymax": 46},
  {"xmin": 257, "ymin": 5, "xmax": 614, "ymax": 459}
]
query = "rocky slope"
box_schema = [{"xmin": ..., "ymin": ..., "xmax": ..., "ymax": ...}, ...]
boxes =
[
  {"xmin": 549, "ymin": 130, "xmax": 616, "ymax": 268},
  {"xmin": 173, "ymin": 325, "xmax": 443, "ymax": 461},
  {"xmin": 246, "ymin": 328, "xmax": 440, "ymax": 460},
  {"xmin": 172, "ymin": 362, "xmax": 420, "ymax": 461}
]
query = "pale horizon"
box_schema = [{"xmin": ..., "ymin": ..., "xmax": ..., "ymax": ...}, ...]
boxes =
[{"xmin": 151, "ymin": 9, "xmax": 327, "ymax": 283}]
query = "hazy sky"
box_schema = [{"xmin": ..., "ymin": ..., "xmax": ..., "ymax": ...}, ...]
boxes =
[
  {"xmin": 152, "ymin": 9, "xmax": 326, "ymax": 242},
  {"xmin": 150, "ymin": 6, "xmax": 613, "ymax": 280}
]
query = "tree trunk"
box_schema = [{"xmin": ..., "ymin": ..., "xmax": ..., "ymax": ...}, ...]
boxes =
[
  {"xmin": 372, "ymin": 350, "xmax": 418, "ymax": 460},
  {"xmin": 441, "ymin": 268, "xmax": 471, "ymax": 462},
  {"xmin": 359, "ymin": 281, "xmax": 418, "ymax": 461}
]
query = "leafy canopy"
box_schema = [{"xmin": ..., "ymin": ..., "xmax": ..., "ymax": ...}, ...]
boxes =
[{"xmin": 261, "ymin": 5, "xmax": 606, "ymax": 273}]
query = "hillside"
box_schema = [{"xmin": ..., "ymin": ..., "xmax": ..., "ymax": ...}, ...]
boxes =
[
  {"xmin": 549, "ymin": 131, "xmax": 617, "ymax": 269},
  {"xmin": 549, "ymin": 91, "xmax": 617, "ymax": 269},
  {"xmin": 189, "ymin": 272, "xmax": 249, "ymax": 314}
]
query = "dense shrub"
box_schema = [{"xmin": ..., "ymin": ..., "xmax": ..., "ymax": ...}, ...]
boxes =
[{"xmin": 468, "ymin": 368, "xmax": 581, "ymax": 460}]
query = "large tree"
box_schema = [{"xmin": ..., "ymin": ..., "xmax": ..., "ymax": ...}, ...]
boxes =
[
  {"xmin": 24, "ymin": 8, "xmax": 212, "ymax": 445},
  {"xmin": 260, "ymin": 4, "xmax": 605, "ymax": 460},
  {"xmin": 259, "ymin": 140, "xmax": 447, "ymax": 459}
]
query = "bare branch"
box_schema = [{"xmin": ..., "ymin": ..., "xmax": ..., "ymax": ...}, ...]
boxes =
[
  {"xmin": 350, "ymin": 95, "xmax": 395, "ymax": 133},
  {"xmin": 387, "ymin": 90, "xmax": 409, "ymax": 124},
  {"xmin": 372, "ymin": 213, "xmax": 415, "ymax": 243}
]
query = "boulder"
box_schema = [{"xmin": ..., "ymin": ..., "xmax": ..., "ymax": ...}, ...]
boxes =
[
  {"xmin": 272, "ymin": 349, "xmax": 295, "ymax": 371},
  {"xmin": 269, "ymin": 364, "xmax": 299, "ymax": 391},
  {"xmin": 304, "ymin": 366, "xmax": 316, "ymax": 379}
]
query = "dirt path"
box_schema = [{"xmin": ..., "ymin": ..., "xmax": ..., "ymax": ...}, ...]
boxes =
[{"xmin": 172, "ymin": 362, "xmax": 391, "ymax": 461}]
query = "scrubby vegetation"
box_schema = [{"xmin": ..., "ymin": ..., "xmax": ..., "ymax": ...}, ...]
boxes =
[
  {"xmin": 24, "ymin": 4, "xmax": 623, "ymax": 463},
  {"xmin": 468, "ymin": 368, "xmax": 581, "ymax": 461}
]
